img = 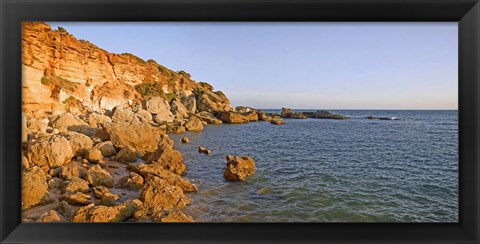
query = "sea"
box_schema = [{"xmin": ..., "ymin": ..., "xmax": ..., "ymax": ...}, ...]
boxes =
[{"xmin": 170, "ymin": 110, "xmax": 458, "ymax": 222}]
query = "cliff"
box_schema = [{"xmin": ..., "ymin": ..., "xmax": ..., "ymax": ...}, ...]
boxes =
[{"xmin": 22, "ymin": 22, "xmax": 203, "ymax": 114}]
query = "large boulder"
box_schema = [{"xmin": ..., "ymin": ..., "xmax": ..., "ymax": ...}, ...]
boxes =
[
  {"xmin": 145, "ymin": 144, "xmax": 186, "ymax": 175},
  {"xmin": 27, "ymin": 135, "xmax": 74, "ymax": 168},
  {"xmin": 117, "ymin": 172, "xmax": 144, "ymax": 191},
  {"xmin": 93, "ymin": 141, "xmax": 117, "ymax": 157},
  {"xmin": 22, "ymin": 166, "xmax": 52, "ymax": 210},
  {"xmin": 85, "ymin": 164, "xmax": 114, "ymax": 188},
  {"xmin": 170, "ymin": 99, "xmax": 190, "ymax": 120},
  {"xmin": 127, "ymin": 163, "xmax": 197, "ymax": 192},
  {"xmin": 87, "ymin": 113, "xmax": 112, "ymax": 128},
  {"xmin": 135, "ymin": 109, "xmax": 153, "ymax": 123},
  {"xmin": 85, "ymin": 148, "xmax": 104, "ymax": 164},
  {"xmin": 184, "ymin": 116, "xmax": 204, "ymax": 131},
  {"xmin": 307, "ymin": 110, "xmax": 347, "ymax": 120},
  {"xmin": 181, "ymin": 95, "xmax": 196, "ymax": 114},
  {"xmin": 196, "ymin": 111, "xmax": 222, "ymax": 124},
  {"xmin": 62, "ymin": 177, "xmax": 90, "ymax": 194},
  {"xmin": 224, "ymin": 155, "xmax": 256, "ymax": 181},
  {"xmin": 71, "ymin": 200, "xmax": 141, "ymax": 222},
  {"xmin": 115, "ymin": 146, "xmax": 137, "ymax": 163},
  {"xmin": 216, "ymin": 111, "xmax": 258, "ymax": 124},
  {"xmin": 111, "ymin": 107, "xmax": 138, "ymax": 123},
  {"xmin": 51, "ymin": 113, "xmax": 96, "ymax": 137},
  {"xmin": 104, "ymin": 120, "xmax": 165, "ymax": 155},
  {"xmin": 144, "ymin": 97, "xmax": 174, "ymax": 123},
  {"xmin": 63, "ymin": 131, "xmax": 94, "ymax": 157},
  {"xmin": 134, "ymin": 176, "xmax": 190, "ymax": 221},
  {"xmin": 27, "ymin": 118, "xmax": 49, "ymax": 134},
  {"xmin": 196, "ymin": 90, "xmax": 230, "ymax": 113}
]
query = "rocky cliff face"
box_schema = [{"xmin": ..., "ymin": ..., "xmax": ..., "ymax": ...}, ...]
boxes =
[{"xmin": 22, "ymin": 22, "xmax": 207, "ymax": 114}]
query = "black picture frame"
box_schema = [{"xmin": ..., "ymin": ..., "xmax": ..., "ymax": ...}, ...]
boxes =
[{"xmin": 1, "ymin": 0, "xmax": 479, "ymax": 243}]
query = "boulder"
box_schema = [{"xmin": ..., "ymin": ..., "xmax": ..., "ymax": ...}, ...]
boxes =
[
  {"xmin": 22, "ymin": 155, "xmax": 30, "ymax": 170},
  {"xmin": 170, "ymin": 99, "xmax": 190, "ymax": 119},
  {"xmin": 71, "ymin": 200, "xmax": 141, "ymax": 222},
  {"xmin": 115, "ymin": 146, "xmax": 137, "ymax": 163},
  {"xmin": 303, "ymin": 110, "xmax": 347, "ymax": 120},
  {"xmin": 184, "ymin": 117, "xmax": 204, "ymax": 131},
  {"xmin": 48, "ymin": 177, "xmax": 64, "ymax": 190},
  {"xmin": 145, "ymin": 144, "xmax": 186, "ymax": 175},
  {"xmin": 111, "ymin": 107, "xmax": 138, "ymax": 123},
  {"xmin": 117, "ymin": 172, "xmax": 144, "ymax": 191},
  {"xmin": 85, "ymin": 164, "xmax": 114, "ymax": 188},
  {"xmin": 135, "ymin": 109, "xmax": 153, "ymax": 123},
  {"xmin": 60, "ymin": 192, "xmax": 92, "ymax": 205},
  {"xmin": 256, "ymin": 111, "xmax": 269, "ymax": 121},
  {"xmin": 134, "ymin": 176, "xmax": 190, "ymax": 221},
  {"xmin": 60, "ymin": 163, "xmax": 82, "ymax": 180},
  {"xmin": 127, "ymin": 163, "xmax": 197, "ymax": 193},
  {"xmin": 62, "ymin": 177, "xmax": 90, "ymax": 194},
  {"xmin": 180, "ymin": 137, "xmax": 189, "ymax": 144},
  {"xmin": 57, "ymin": 200, "xmax": 76, "ymax": 219},
  {"xmin": 198, "ymin": 146, "xmax": 212, "ymax": 155},
  {"xmin": 87, "ymin": 113, "xmax": 112, "ymax": 128},
  {"xmin": 216, "ymin": 111, "xmax": 258, "ymax": 124},
  {"xmin": 37, "ymin": 210, "xmax": 64, "ymax": 222},
  {"xmin": 85, "ymin": 148, "xmax": 104, "ymax": 164},
  {"xmin": 165, "ymin": 124, "xmax": 186, "ymax": 134},
  {"xmin": 181, "ymin": 95, "xmax": 196, "ymax": 114},
  {"xmin": 280, "ymin": 108, "xmax": 307, "ymax": 119},
  {"xmin": 92, "ymin": 186, "xmax": 120, "ymax": 206},
  {"xmin": 51, "ymin": 113, "xmax": 96, "ymax": 137},
  {"xmin": 63, "ymin": 131, "xmax": 94, "ymax": 157},
  {"xmin": 105, "ymin": 120, "xmax": 165, "ymax": 156},
  {"xmin": 27, "ymin": 135, "xmax": 74, "ymax": 168},
  {"xmin": 235, "ymin": 106, "xmax": 253, "ymax": 113},
  {"xmin": 196, "ymin": 90, "xmax": 230, "ymax": 113},
  {"xmin": 144, "ymin": 97, "xmax": 174, "ymax": 123},
  {"xmin": 161, "ymin": 211, "xmax": 194, "ymax": 222},
  {"xmin": 22, "ymin": 166, "xmax": 51, "ymax": 210},
  {"xmin": 93, "ymin": 141, "xmax": 117, "ymax": 157},
  {"xmin": 27, "ymin": 118, "xmax": 49, "ymax": 133},
  {"xmin": 270, "ymin": 119, "xmax": 286, "ymax": 125},
  {"xmin": 224, "ymin": 155, "xmax": 256, "ymax": 181},
  {"xmin": 196, "ymin": 111, "xmax": 223, "ymax": 124}
]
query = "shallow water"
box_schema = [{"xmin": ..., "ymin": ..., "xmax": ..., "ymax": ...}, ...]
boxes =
[{"xmin": 171, "ymin": 110, "xmax": 458, "ymax": 222}]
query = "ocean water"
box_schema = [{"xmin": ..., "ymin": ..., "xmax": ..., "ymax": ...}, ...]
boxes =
[{"xmin": 170, "ymin": 110, "xmax": 458, "ymax": 222}]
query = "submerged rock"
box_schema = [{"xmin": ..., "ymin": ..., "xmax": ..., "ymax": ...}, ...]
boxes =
[
  {"xmin": 270, "ymin": 119, "xmax": 285, "ymax": 125},
  {"xmin": 224, "ymin": 155, "xmax": 256, "ymax": 181},
  {"xmin": 198, "ymin": 146, "xmax": 212, "ymax": 155},
  {"xmin": 180, "ymin": 136, "xmax": 189, "ymax": 144}
]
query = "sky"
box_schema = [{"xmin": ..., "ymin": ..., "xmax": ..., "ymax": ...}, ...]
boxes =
[{"xmin": 48, "ymin": 22, "xmax": 458, "ymax": 109}]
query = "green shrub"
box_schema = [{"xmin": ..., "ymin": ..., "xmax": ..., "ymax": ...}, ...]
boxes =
[
  {"xmin": 122, "ymin": 53, "xmax": 146, "ymax": 63},
  {"xmin": 157, "ymin": 65, "xmax": 170, "ymax": 74},
  {"xmin": 166, "ymin": 93, "xmax": 177, "ymax": 102},
  {"xmin": 135, "ymin": 82, "xmax": 165, "ymax": 98},
  {"xmin": 55, "ymin": 76, "xmax": 76, "ymax": 92},
  {"xmin": 57, "ymin": 26, "xmax": 68, "ymax": 33},
  {"xmin": 178, "ymin": 70, "xmax": 191, "ymax": 78},
  {"xmin": 198, "ymin": 82, "xmax": 213, "ymax": 91},
  {"xmin": 40, "ymin": 76, "xmax": 50, "ymax": 85}
]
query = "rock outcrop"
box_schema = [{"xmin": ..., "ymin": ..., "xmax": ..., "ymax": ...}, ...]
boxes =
[
  {"xmin": 71, "ymin": 200, "xmax": 141, "ymax": 222},
  {"xmin": 216, "ymin": 111, "xmax": 259, "ymax": 124},
  {"xmin": 224, "ymin": 155, "xmax": 256, "ymax": 181}
]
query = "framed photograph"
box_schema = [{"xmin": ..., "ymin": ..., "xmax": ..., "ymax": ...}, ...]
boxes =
[{"xmin": 1, "ymin": 0, "xmax": 479, "ymax": 243}]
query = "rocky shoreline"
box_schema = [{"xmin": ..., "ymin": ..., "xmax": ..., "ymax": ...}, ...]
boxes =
[{"xmin": 21, "ymin": 22, "xmax": 350, "ymax": 222}]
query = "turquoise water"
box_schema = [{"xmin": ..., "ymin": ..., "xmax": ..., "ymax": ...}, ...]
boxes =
[{"xmin": 171, "ymin": 110, "xmax": 458, "ymax": 222}]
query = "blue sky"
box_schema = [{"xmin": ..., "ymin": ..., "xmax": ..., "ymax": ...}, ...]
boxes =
[{"xmin": 48, "ymin": 22, "xmax": 458, "ymax": 109}]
